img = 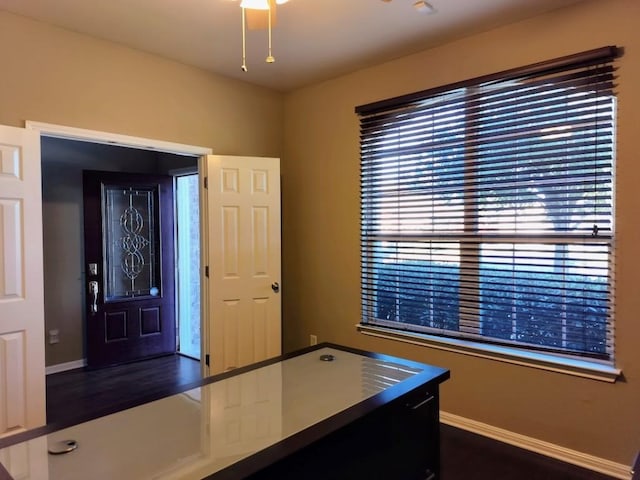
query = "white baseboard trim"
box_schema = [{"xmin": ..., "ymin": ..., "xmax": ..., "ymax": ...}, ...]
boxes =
[
  {"xmin": 46, "ymin": 359, "xmax": 86, "ymax": 375},
  {"xmin": 440, "ymin": 411, "xmax": 632, "ymax": 480}
]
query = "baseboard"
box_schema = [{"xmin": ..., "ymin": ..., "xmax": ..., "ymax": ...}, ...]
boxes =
[
  {"xmin": 440, "ymin": 411, "xmax": 632, "ymax": 480},
  {"xmin": 45, "ymin": 359, "xmax": 86, "ymax": 375}
]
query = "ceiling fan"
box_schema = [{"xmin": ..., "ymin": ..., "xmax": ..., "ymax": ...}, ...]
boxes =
[
  {"xmin": 228, "ymin": 0, "xmax": 291, "ymax": 71},
  {"xmin": 381, "ymin": 0, "xmax": 437, "ymax": 14}
]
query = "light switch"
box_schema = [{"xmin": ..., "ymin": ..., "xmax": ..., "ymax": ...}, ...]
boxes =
[{"xmin": 49, "ymin": 329, "xmax": 60, "ymax": 344}]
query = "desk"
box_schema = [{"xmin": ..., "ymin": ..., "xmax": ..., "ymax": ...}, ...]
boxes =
[{"xmin": 0, "ymin": 344, "xmax": 449, "ymax": 479}]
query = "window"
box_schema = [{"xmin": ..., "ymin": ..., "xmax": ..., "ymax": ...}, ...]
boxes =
[
  {"xmin": 176, "ymin": 173, "xmax": 201, "ymax": 360},
  {"xmin": 357, "ymin": 47, "xmax": 619, "ymax": 364}
]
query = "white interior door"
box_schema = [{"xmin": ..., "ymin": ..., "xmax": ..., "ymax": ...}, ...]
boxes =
[
  {"xmin": 201, "ymin": 155, "xmax": 281, "ymax": 375},
  {"xmin": 0, "ymin": 124, "xmax": 46, "ymax": 437}
]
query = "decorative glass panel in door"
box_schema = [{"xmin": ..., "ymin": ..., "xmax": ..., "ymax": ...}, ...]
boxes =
[{"xmin": 103, "ymin": 185, "xmax": 160, "ymax": 300}]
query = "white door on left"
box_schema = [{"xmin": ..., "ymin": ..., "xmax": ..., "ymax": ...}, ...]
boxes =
[{"xmin": 0, "ymin": 124, "xmax": 46, "ymax": 437}]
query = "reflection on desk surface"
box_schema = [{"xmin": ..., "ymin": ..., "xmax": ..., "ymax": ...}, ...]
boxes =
[{"xmin": 0, "ymin": 347, "xmax": 426, "ymax": 480}]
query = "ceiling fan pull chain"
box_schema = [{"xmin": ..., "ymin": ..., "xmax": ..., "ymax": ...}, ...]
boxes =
[
  {"xmin": 266, "ymin": 1, "xmax": 275, "ymax": 63},
  {"xmin": 241, "ymin": 7, "xmax": 248, "ymax": 71}
]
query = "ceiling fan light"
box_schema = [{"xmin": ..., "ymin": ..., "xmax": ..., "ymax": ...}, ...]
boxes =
[
  {"xmin": 275, "ymin": 0, "xmax": 289, "ymax": 4},
  {"xmin": 240, "ymin": 0, "xmax": 270, "ymax": 10},
  {"xmin": 413, "ymin": 1, "xmax": 436, "ymax": 14}
]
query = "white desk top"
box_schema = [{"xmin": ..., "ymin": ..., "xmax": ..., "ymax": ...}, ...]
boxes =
[{"xmin": 0, "ymin": 347, "xmax": 431, "ymax": 480}]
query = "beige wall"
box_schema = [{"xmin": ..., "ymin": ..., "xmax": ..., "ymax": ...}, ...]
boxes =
[
  {"xmin": 282, "ymin": 0, "xmax": 640, "ymax": 466},
  {"xmin": 0, "ymin": 11, "xmax": 283, "ymax": 156}
]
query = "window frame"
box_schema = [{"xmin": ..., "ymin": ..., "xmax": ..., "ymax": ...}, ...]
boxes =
[{"xmin": 356, "ymin": 47, "xmax": 621, "ymax": 381}]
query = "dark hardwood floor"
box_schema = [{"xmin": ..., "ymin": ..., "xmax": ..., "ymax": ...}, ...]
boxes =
[
  {"xmin": 440, "ymin": 424, "xmax": 615, "ymax": 480},
  {"xmin": 46, "ymin": 355, "xmax": 617, "ymax": 480},
  {"xmin": 46, "ymin": 353, "xmax": 202, "ymax": 427}
]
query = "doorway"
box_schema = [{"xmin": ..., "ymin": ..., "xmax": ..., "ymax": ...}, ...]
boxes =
[
  {"xmin": 0, "ymin": 122, "xmax": 283, "ymax": 434},
  {"xmin": 41, "ymin": 136, "xmax": 202, "ymax": 371}
]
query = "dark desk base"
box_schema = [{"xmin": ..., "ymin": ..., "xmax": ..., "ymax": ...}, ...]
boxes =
[{"xmin": 246, "ymin": 384, "xmax": 440, "ymax": 480}]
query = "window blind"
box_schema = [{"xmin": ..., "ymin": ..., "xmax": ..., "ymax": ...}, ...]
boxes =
[{"xmin": 357, "ymin": 47, "xmax": 619, "ymax": 360}]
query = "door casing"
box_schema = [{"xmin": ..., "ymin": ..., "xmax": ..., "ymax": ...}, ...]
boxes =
[{"xmin": 27, "ymin": 121, "xmax": 212, "ymax": 381}]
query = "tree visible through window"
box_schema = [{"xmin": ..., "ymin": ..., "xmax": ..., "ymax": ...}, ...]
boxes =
[{"xmin": 357, "ymin": 47, "xmax": 619, "ymax": 361}]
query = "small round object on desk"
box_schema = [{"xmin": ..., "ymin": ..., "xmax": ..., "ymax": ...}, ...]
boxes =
[
  {"xmin": 48, "ymin": 439, "xmax": 78, "ymax": 455},
  {"xmin": 320, "ymin": 354, "xmax": 335, "ymax": 362}
]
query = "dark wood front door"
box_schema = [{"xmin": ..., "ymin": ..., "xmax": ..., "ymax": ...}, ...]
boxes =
[{"xmin": 82, "ymin": 170, "xmax": 176, "ymax": 368}]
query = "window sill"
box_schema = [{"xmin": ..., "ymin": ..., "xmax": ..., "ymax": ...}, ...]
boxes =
[{"xmin": 356, "ymin": 324, "xmax": 621, "ymax": 383}]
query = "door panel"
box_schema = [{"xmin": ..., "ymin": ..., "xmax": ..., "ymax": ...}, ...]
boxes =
[
  {"xmin": 0, "ymin": 124, "xmax": 46, "ymax": 437},
  {"xmin": 82, "ymin": 171, "xmax": 176, "ymax": 368},
  {"xmin": 203, "ymin": 156, "xmax": 281, "ymax": 374}
]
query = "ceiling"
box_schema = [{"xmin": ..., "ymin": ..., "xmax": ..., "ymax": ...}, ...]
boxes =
[{"xmin": 0, "ymin": 0, "xmax": 586, "ymax": 92}]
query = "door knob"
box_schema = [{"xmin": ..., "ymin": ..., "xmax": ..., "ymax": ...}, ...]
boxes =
[
  {"xmin": 271, "ymin": 282, "xmax": 280, "ymax": 293},
  {"xmin": 89, "ymin": 281, "xmax": 99, "ymax": 314}
]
